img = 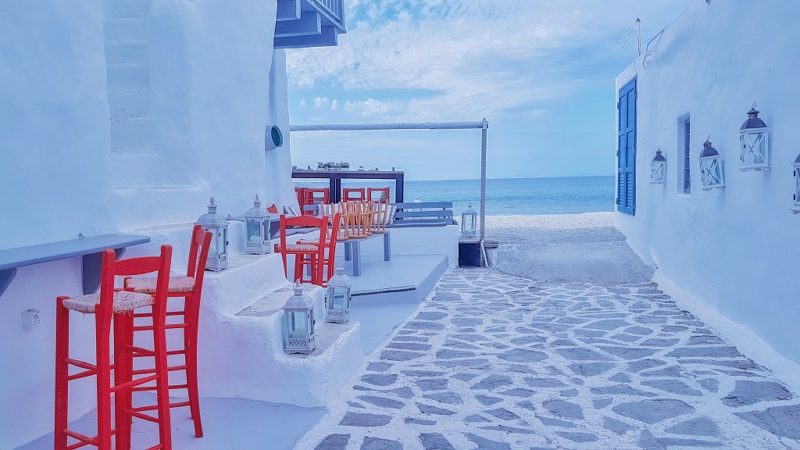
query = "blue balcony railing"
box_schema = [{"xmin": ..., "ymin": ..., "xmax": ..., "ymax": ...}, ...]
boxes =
[{"xmin": 275, "ymin": 0, "xmax": 346, "ymax": 49}]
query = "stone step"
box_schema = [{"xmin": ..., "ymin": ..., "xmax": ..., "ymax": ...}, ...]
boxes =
[
  {"xmin": 104, "ymin": 18, "xmax": 147, "ymax": 42},
  {"xmin": 106, "ymin": 63, "xmax": 149, "ymax": 90},
  {"xmin": 108, "ymin": 88, "xmax": 150, "ymax": 119},
  {"xmin": 110, "ymin": 117, "xmax": 150, "ymax": 152},
  {"xmin": 103, "ymin": 0, "xmax": 152, "ymax": 19},
  {"xmin": 105, "ymin": 40, "xmax": 147, "ymax": 64}
]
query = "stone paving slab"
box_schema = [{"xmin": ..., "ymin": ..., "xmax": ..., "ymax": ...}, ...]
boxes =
[{"xmin": 297, "ymin": 269, "xmax": 800, "ymax": 449}]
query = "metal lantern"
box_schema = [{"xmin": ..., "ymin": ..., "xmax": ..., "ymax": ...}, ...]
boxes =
[
  {"xmin": 243, "ymin": 195, "xmax": 272, "ymax": 255},
  {"xmin": 793, "ymin": 154, "xmax": 800, "ymax": 214},
  {"xmin": 325, "ymin": 265, "xmax": 352, "ymax": 323},
  {"xmin": 739, "ymin": 103, "xmax": 770, "ymax": 171},
  {"xmin": 461, "ymin": 203, "xmax": 477, "ymax": 239},
  {"xmin": 282, "ymin": 282, "xmax": 316, "ymax": 354},
  {"xmin": 699, "ymin": 138, "xmax": 725, "ymax": 190},
  {"xmin": 196, "ymin": 197, "xmax": 229, "ymax": 271},
  {"xmin": 650, "ymin": 148, "xmax": 667, "ymax": 184}
]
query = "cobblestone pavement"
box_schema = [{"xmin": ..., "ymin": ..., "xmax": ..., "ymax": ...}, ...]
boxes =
[{"xmin": 296, "ymin": 269, "xmax": 800, "ymax": 449}]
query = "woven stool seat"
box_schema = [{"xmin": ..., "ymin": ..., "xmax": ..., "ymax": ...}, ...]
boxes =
[
  {"xmin": 275, "ymin": 243, "xmax": 319, "ymax": 253},
  {"xmin": 127, "ymin": 276, "xmax": 196, "ymax": 294},
  {"xmin": 62, "ymin": 290, "xmax": 154, "ymax": 314}
]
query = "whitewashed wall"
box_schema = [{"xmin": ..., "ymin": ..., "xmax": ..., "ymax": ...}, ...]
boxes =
[
  {"xmin": 0, "ymin": 1, "xmax": 296, "ymax": 447},
  {"xmin": 616, "ymin": 1, "xmax": 800, "ymax": 363}
]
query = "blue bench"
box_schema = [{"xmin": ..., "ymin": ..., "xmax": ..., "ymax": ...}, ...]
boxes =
[
  {"xmin": 389, "ymin": 202, "xmax": 455, "ymax": 227},
  {"xmin": 0, "ymin": 234, "xmax": 151, "ymax": 297}
]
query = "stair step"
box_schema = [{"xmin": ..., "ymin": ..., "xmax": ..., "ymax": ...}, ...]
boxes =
[
  {"xmin": 104, "ymin": 18, "xmax": 147, "ymax": 42},
  {"xmin": 107, "ymin": 63, "xmax": 149, "ymax": 90},
  {"xmin": 105, "ymin": 40, "xmax": 147, "ymax": 64},
  {"xmin": 104, "ymin": 0, "xmax": 152, "ymax": 19},
  {"xmin": 110, "ymin": 117, "xmax": 151, "ymax": 152},
  {"xmin": 108, "ymin": 88, "xmax": 150, "ymax": 119}
]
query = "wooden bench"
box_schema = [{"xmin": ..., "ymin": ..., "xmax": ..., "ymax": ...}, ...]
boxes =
[
  {"xmin": 389, "ymin": 201, "xmax": 455, "ymax": 227},
  {"xmin": 0, "ymin": 234, "xmax": 151, "ymax": 297}
]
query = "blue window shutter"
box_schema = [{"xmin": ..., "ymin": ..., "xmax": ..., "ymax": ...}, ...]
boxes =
[{"xmin": 617, "ymin": 79, "xmax": 636, "ymax": 215}]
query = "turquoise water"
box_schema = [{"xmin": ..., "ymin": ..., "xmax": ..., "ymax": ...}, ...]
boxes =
[{"xmin": 296, "ymin": 176, "xmax": 614, "ymax": 216}]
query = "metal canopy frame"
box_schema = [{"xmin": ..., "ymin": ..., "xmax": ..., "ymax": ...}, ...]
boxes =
[{"xmin": 290, "ymin": 119, "xmax": 489, "ymax": 239}]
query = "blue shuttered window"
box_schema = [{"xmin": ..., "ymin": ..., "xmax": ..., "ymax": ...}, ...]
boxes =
[{"xmin": 617, "ymin": 79, "xmax": 637, "ymax": 215}]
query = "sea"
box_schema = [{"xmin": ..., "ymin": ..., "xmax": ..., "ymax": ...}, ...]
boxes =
[{"xmin": 297, "ymin": 176, "xmax": 615, "ymax": 216}]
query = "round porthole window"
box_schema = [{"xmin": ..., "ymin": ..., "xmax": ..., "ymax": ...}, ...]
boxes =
[{"xmin": 266, "ymin": 125, "xmax": 283, "ymax": 150}]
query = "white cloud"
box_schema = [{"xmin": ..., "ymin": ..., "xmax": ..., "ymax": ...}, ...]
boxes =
[{"xmin": 286, "ymin": 0, "xmax": 692, "ymax": 121}]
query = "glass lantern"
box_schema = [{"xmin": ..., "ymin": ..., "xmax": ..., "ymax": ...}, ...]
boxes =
[
  {"xmin": 650, "ymin": 148, "xmax": 666, "ymax": 184},
  {"xmin": 196, "ymin": 197, "xmax": 229, "ymax": 271},
  {"xmin": 740, "ymin": 104, "xmax": 770, "ymax": 171},
  {"xmin": 243, "ymin": 195, "xmax": 272, "ymax": 255},
  {"xmin": 325, "ymin": 265, "xmax": 352, "ymax": 323},
  {"xmin": 699, "ymin": 138, "xmax": 725, "ymax": 191},
  {"xmin": 461, "ymin": 203, "xmax": 477, "ymax": 239},
  {"xmin": 793, "ymin": 154, "xmax": 800, "ymax": 214},
  {"xmin": 282, "ymin": 283, "xmax": 316, "ymax": 354}
]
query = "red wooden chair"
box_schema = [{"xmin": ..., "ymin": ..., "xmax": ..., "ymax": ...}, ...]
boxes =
[
  {"xmin": 367, "ymin": 186, "xmax": 390, "ymax": 203},
  {"xmin": 303, "ymin": 188, "xmax": 330, "ymax": 215},
  {"xmin": 55, "ymin": 246, "xmax": 173, "ymax": 450},
  {"xmin": 296, "ymin": 213, "xmax": 342, "ymax": 284},
  {"xmin": 343, "ymin": 187, "xmax": 365, "ymax": 201},
  {"xmin": 276, "ymin": 214, "xmax": 328, "ymax": 285},
  {"xmin": 124, "ymin": 225, "xmax": 212, "ymax": 438}
]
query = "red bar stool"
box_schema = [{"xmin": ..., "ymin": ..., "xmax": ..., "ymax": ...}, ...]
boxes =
[
  {"xmin": 367, "ymin": 187, "xmax": 390, "ymax": 203},
  {"xmin": 296, "ymin": 213, "xmax": 341, "ymax": 284},
  {"xmin": 276, "ymin": 214, "xmax": 328, "ymax": 285},
  {"xmin": 124, "ymin": 225, "xmax": 212, "ymax": 438},
  {"xmin": 342, "ymin": 187, "xmax": 365, "ymax": 201},
  {"xmin": 54, "ymin": 246, "xmax": 173, "ymax": 450}
]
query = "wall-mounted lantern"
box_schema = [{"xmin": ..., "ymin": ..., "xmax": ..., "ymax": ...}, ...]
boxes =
[
  {"xmin": 282, "ymin": 283, "xmax": 316, "ymax": 355},
  {"xmin": 325, "ymin": 265, "xmax": 352, "ymax": 324},
  {"xmin": 460, "ymin": 203, "xmax": 477, "ymax": 239},
  {"xmin": 699, "ymin": 138, "xmax": 725, "ymax": 191},
  {"xmin": 650, "ymin": 148, "xmax": 667, "ymax": 184},
  {"xmin": 242, "ymin": 195, "xmax": 273, "ymax": 255},
  {"xmin": 196, "ymin": 197, "xmax": 229, "ymax": 271},
  {"xmin": 266, "ymin": 125, "xmax": 284, "ymax": 151},
  {"xmin": 740, "ymin": 103, "xmax": 769, "ymax": 171},
  {"xmin": 793, "ymin": 154, "xmax": 800, "ymax": 214}
]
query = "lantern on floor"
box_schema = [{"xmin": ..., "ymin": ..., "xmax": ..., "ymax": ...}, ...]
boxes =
[
  {"xmin": 325, "ymin": 265, "xmax": 352, "ymax": 323},
  {"xmin": 243, "ymin": 195, "xmax": 272, "ymax": 255},
  {"xmin": 699, "ymin": 138, "xmax": 725, "ymax": 190},
  {"xmin": 461, "ymin": 203, "xmax": 477, "ymax": 239},
  {"xmin": 650, "ymin": 148, "xmax": 667, "ymax": 184},
  {"xmin": 793, "ymin": 154, "xmax": 800, "ymax": 214},
  {"xmin": 739, "ymin": 103, "xmax": 770, "ymax": 171},
  {"xmin": 196, "ymin": 197, "xmax": 229, "ymax": 271},
  {"xmin": 282, "ymin": 282, "xmax": 316, "ymax": 354}
]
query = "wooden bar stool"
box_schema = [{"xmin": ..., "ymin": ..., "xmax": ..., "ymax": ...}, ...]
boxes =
[
  {"xmin": 54, "ymin": 246, "xmax": 173, "ymax": 450},
  {"xmin": 124, "ymin": 225, "xmax": 212, "ymax": 438},
  {"xmin": 367, "ymin": 187, "xmax": 390, "ymax": 203},
  {"xmin": 276, "ymin": 214, "xmax": 328, "ymax": 285},
  {"xmin": 342, "ymin": 187, "xmax": 365, "ymax": 201}
]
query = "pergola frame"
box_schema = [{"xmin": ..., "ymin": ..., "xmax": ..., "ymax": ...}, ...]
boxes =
[{"xmin": 290, "ymin": 119, "xmax": 489, "ymax": 238}]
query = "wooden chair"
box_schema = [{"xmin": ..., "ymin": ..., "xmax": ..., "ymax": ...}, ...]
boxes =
[
  {"xmin": 296, "ymin": 213, "xmax": 342, "ymax": 284},
  {"xmin": 367, "ymin": 187, "xmax": 390, "ymax": 203},
  {"xmin": 124, "ymin": 225, "xmax": 212, "ymax": 438},
  {"xmin": 276, "ymin": 214, "xmax": 328, "ymax": 285},
  {"xmin": 342, "ymin": 187, "xmax": 365, "ymax": 201}
]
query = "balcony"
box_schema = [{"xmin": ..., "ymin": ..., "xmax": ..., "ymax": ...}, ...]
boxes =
[{"xmin": 275, "ymin": 0, "xmax": 346, "ymax": 49}]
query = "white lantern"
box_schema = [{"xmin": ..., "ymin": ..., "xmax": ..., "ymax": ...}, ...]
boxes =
[
  {"xmin": 793, "ymin": 154, "xmax": 800, "ymax": 214},
  {"xmin": 699, "ymin": 138, "xmax": 725, "ymax": 191},
  {"xmin": 282, "ymin": 283, "xmax": 316, "ymax": 354},
  {"xmin": 243, "ymin": 195, "xmax": 272, "ymax": 255},
  {"xmin": 650, "ymin": 148, "xmax": 667, "ymax": 184},
  {"xmin": 325, "ymin": 265, "xmax": 352, "ymax": 323},
  {"xmin": 739, "ymin": 104, "xmax": 770, "ymax": 171},
  {"xmin": 461, "ymin": 203, "xmax": 477, "ymax": 239},
  {"xmin": 196, "ymin": 197, "xmax": 229, "ymax": 271}
]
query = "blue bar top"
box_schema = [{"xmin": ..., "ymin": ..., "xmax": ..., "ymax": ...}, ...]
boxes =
[{"xmin": 0, "ymin": 234, "xmax": 150, "ymax": 271}]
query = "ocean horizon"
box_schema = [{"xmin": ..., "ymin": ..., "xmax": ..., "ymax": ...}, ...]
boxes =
[{"xmin": 296, "ymin": 175, "xmax": 615, "ymax": 216}]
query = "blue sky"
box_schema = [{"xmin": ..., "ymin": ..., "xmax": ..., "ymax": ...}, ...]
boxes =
[{"xmin": 286, "ymin": 0, "xmax": 692, "ymax": 180}]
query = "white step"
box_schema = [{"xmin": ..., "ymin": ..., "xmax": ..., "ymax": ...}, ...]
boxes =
[
  {"xmin": 106, "ymin": 63, "xmax": 149, "ymax": 90},
  {"xmin": 105, "ymin": 40, "xmax": 147, "ymax": 64},
  {"xmin": 104, "ymin": 18, "xmax": 147, "ymax": 42},
  {"xmin": 108, "ymin": 88, "xmax": 150, "ymax": 119},
  {"xmin": 103, "ymin": 0, "xmax": 152, "ymax": 19},
  {"xmin": 109, "ymin": 117, "xmax": 150, "ymax": 152}
]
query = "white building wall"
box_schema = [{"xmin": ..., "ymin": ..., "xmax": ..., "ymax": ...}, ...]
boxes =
[
  {"xmin": 0, "ymin": 1, "xmax": 297, "ymax": 446},
  {"xmin": 616, "ymin": 1, "xmax": 800, "ymax": 364}
]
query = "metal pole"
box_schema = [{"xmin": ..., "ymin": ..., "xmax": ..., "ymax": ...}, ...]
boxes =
[{"xmin": 480, "ymin": 118, "xmax": 488, "ymax": 239}]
